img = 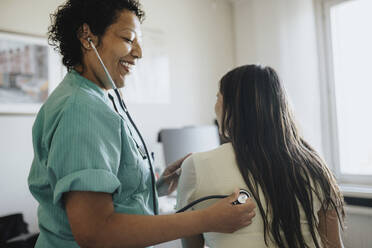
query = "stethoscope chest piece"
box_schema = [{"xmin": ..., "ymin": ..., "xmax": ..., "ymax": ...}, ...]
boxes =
[{"xmin": 232, "ymin": 189, "xmax": 251, "ymax": 205}]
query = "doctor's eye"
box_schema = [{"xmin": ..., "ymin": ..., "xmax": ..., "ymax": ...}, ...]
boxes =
[{"xmin": 122, "ymin": 37, "xmax": 134, "ymax": 44}]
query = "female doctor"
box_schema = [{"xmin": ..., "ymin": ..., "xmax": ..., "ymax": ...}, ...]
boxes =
[{"xmin": 27, "ymin": 0, "xmax": 256, "ymax": 247}]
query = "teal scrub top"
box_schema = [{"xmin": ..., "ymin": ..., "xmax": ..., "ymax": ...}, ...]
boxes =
[{"xmin": 28, "ymin": 70, "xmax": 158, "ymax": 248}]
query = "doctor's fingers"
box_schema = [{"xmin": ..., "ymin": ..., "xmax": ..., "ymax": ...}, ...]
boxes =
[
  {"xmin": 235, "ymin": 200, "xmax": 256, "ymax": 220},
  {"xmin": 162, "ymin": 169, "xmax": 181, "ymax": 180},
  {"xmin": 228, "ymin": 211, "xmax": 256, "ymax": 232},
  {"xmin": 235, "ymin": 208, "xmax": 256, "ymax": 229},
  {"xmin": 168, "ymin": 153, "xmax": 192, "ymax": 169},
  {"xmin": 236, "ymin": 198, "xmax": 256, "ymax": 213}
]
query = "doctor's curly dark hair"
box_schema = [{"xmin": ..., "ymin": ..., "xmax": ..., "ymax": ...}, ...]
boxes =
[{"xmin": 48, "ymin": 0, "xmax": 145, "ymax": 71}]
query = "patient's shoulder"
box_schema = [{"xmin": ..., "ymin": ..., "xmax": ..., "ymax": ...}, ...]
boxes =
[{"xmin": 191, "ymin": 142, "xmax": 235, "ymax": 164}]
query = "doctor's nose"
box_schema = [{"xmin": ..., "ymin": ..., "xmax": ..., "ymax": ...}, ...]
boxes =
[{"xmin": 131, "ymin": 40, "xmax": 142, "ymax": 59}]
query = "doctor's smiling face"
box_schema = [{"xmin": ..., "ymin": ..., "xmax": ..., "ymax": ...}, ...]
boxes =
[{"xmin": 78, "ymin": 9, "xmax": 142, "ymax": 89}]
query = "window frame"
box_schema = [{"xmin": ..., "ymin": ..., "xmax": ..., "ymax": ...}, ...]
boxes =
[{"xmin": 314, "ymin": 0, "xmax": 372, "ymax": 189}]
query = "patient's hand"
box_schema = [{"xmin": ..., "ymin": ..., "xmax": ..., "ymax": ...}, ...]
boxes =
[
  {"xmin": 318, "ymin": 209, "xmax": 344, "ymax": 248},
  {"xmin": 156, "ymin": 154, "xmax": 191, "ymax": 197}
]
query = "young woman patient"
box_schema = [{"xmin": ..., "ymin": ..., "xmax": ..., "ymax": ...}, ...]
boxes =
[{"xmin": 176, "ymin": 65, "xmax": 345, "ymax": 248}]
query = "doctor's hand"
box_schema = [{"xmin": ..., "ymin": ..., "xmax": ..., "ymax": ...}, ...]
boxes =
[
  {"xmin": 203, "ymin": 189, "xmax": 256, "ymax": 233},
  {"xmin": 156, "ymin": 154, "xmax": 191, "ymax": 197}
]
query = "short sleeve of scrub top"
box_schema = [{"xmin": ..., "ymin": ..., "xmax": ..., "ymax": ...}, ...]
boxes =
[{"xmin": 48, "ymin": 94, "xmax": 122, "ymax": 207}]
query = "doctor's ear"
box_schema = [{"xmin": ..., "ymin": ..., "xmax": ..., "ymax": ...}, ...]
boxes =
[{"xmin": 78, "ymin": 23, "xmax": 96, "ymax": 50}]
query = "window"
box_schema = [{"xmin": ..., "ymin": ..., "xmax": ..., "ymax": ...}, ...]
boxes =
[{"xmin": 319, "ymin": 0, "xmax": 372, "ymax": 186}]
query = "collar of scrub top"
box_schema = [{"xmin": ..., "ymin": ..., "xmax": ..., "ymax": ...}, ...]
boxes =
[{"xmin": 108, "ymin": 93, "xmax": 148, "ymax": 160}]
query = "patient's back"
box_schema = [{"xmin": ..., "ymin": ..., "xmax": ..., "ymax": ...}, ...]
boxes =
[{"xmin": 177, "ymin": 143, "xmax": 323, "ymax": 248}]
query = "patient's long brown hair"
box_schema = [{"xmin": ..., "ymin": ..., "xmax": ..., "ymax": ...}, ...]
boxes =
[{"xmin": 219, "ymin": 65, "xmax": 344, "ymax": 248}]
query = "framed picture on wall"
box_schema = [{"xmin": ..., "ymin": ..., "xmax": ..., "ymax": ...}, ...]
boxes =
[{"xmin": 0, "ymin": 30, "xmax": 64, "ymax": 114}]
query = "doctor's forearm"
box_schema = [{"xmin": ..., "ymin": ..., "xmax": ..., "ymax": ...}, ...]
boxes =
[
  {"xmin": 65, "ymin": 191, "xmax": 255, "ymax": 248},
  {"xmin": 65, "ymin": 191, "xmax": 212, "ymax": 248},
  {"xmin": 99, "ymin": 211, "xmax": 210, "ymax": 248}
]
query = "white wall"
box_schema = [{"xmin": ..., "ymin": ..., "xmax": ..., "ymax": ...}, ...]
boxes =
[
  {"xmin": 0, "ymin": 116, "xmax": 38, "ymax": 231},
  {"xmin": 0, "ymin": 0, "xmax": 235, "ymax": 235},
  {"xmin": 0, "ymin": 0, "xmax": 67, "ymax": 233},
  {"xmin": 127, "ymin": 0, "xmax": 235, "ymax": 167},
  {"xmin": 233, "ymin": 0, "xmax": 323, "ymax": 154}
]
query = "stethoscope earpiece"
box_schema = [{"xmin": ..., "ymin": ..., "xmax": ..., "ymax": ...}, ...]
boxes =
[{"xmin": 85, "ymin": 37, "xmax": 93, "ymax": 49}]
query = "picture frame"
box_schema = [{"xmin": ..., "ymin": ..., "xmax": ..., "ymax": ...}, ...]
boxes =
[{"xmin": 0, "ymin": 30, "xmax": 64, "ymax": 114}]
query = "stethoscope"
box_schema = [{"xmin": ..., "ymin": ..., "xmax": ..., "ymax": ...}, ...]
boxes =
[
  {"xmin": 176, "ymin": 189, "xmax": 251, "ymax": 213},
  {"xmin": 88, "ymin": 38, "xmax": 158, "ymax": 214},
  {"xmin": 88, "ymin": 38, "xmax": 251, "ymax": 215}
]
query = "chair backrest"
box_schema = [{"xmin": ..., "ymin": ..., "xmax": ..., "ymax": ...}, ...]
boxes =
[{"xmin": 159, "ymin": 125, "xmax": 220, "ymax": 165}]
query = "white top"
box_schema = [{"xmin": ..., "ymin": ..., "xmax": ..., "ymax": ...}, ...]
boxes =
[{"xmin": 176, "ymin": 143, "xmax": 323, "ymax": 248}]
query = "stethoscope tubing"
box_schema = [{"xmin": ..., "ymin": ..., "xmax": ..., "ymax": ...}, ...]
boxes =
[
  {"xmin": 88, "ymin": 38, "xmax": 158, "ymax": 215},
  {"xmin": 114, "ymin": 88, "xmax": 158, "ymax": 215},
  {"xmin": 176, "ymin": 189, "xmax": 251, "ymax": 213},
  {"xmin": 176, "ymin": 195, "xmax": 228, "ymax": 213}
]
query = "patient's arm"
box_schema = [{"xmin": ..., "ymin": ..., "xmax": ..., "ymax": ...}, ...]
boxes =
[
  {"xmin": 181, "ymin": 234, "xmax": 204, "ymax": 248},
  {"xmin": 317, "ymin": 209, "xmax": 344, "ymax": 248}
]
